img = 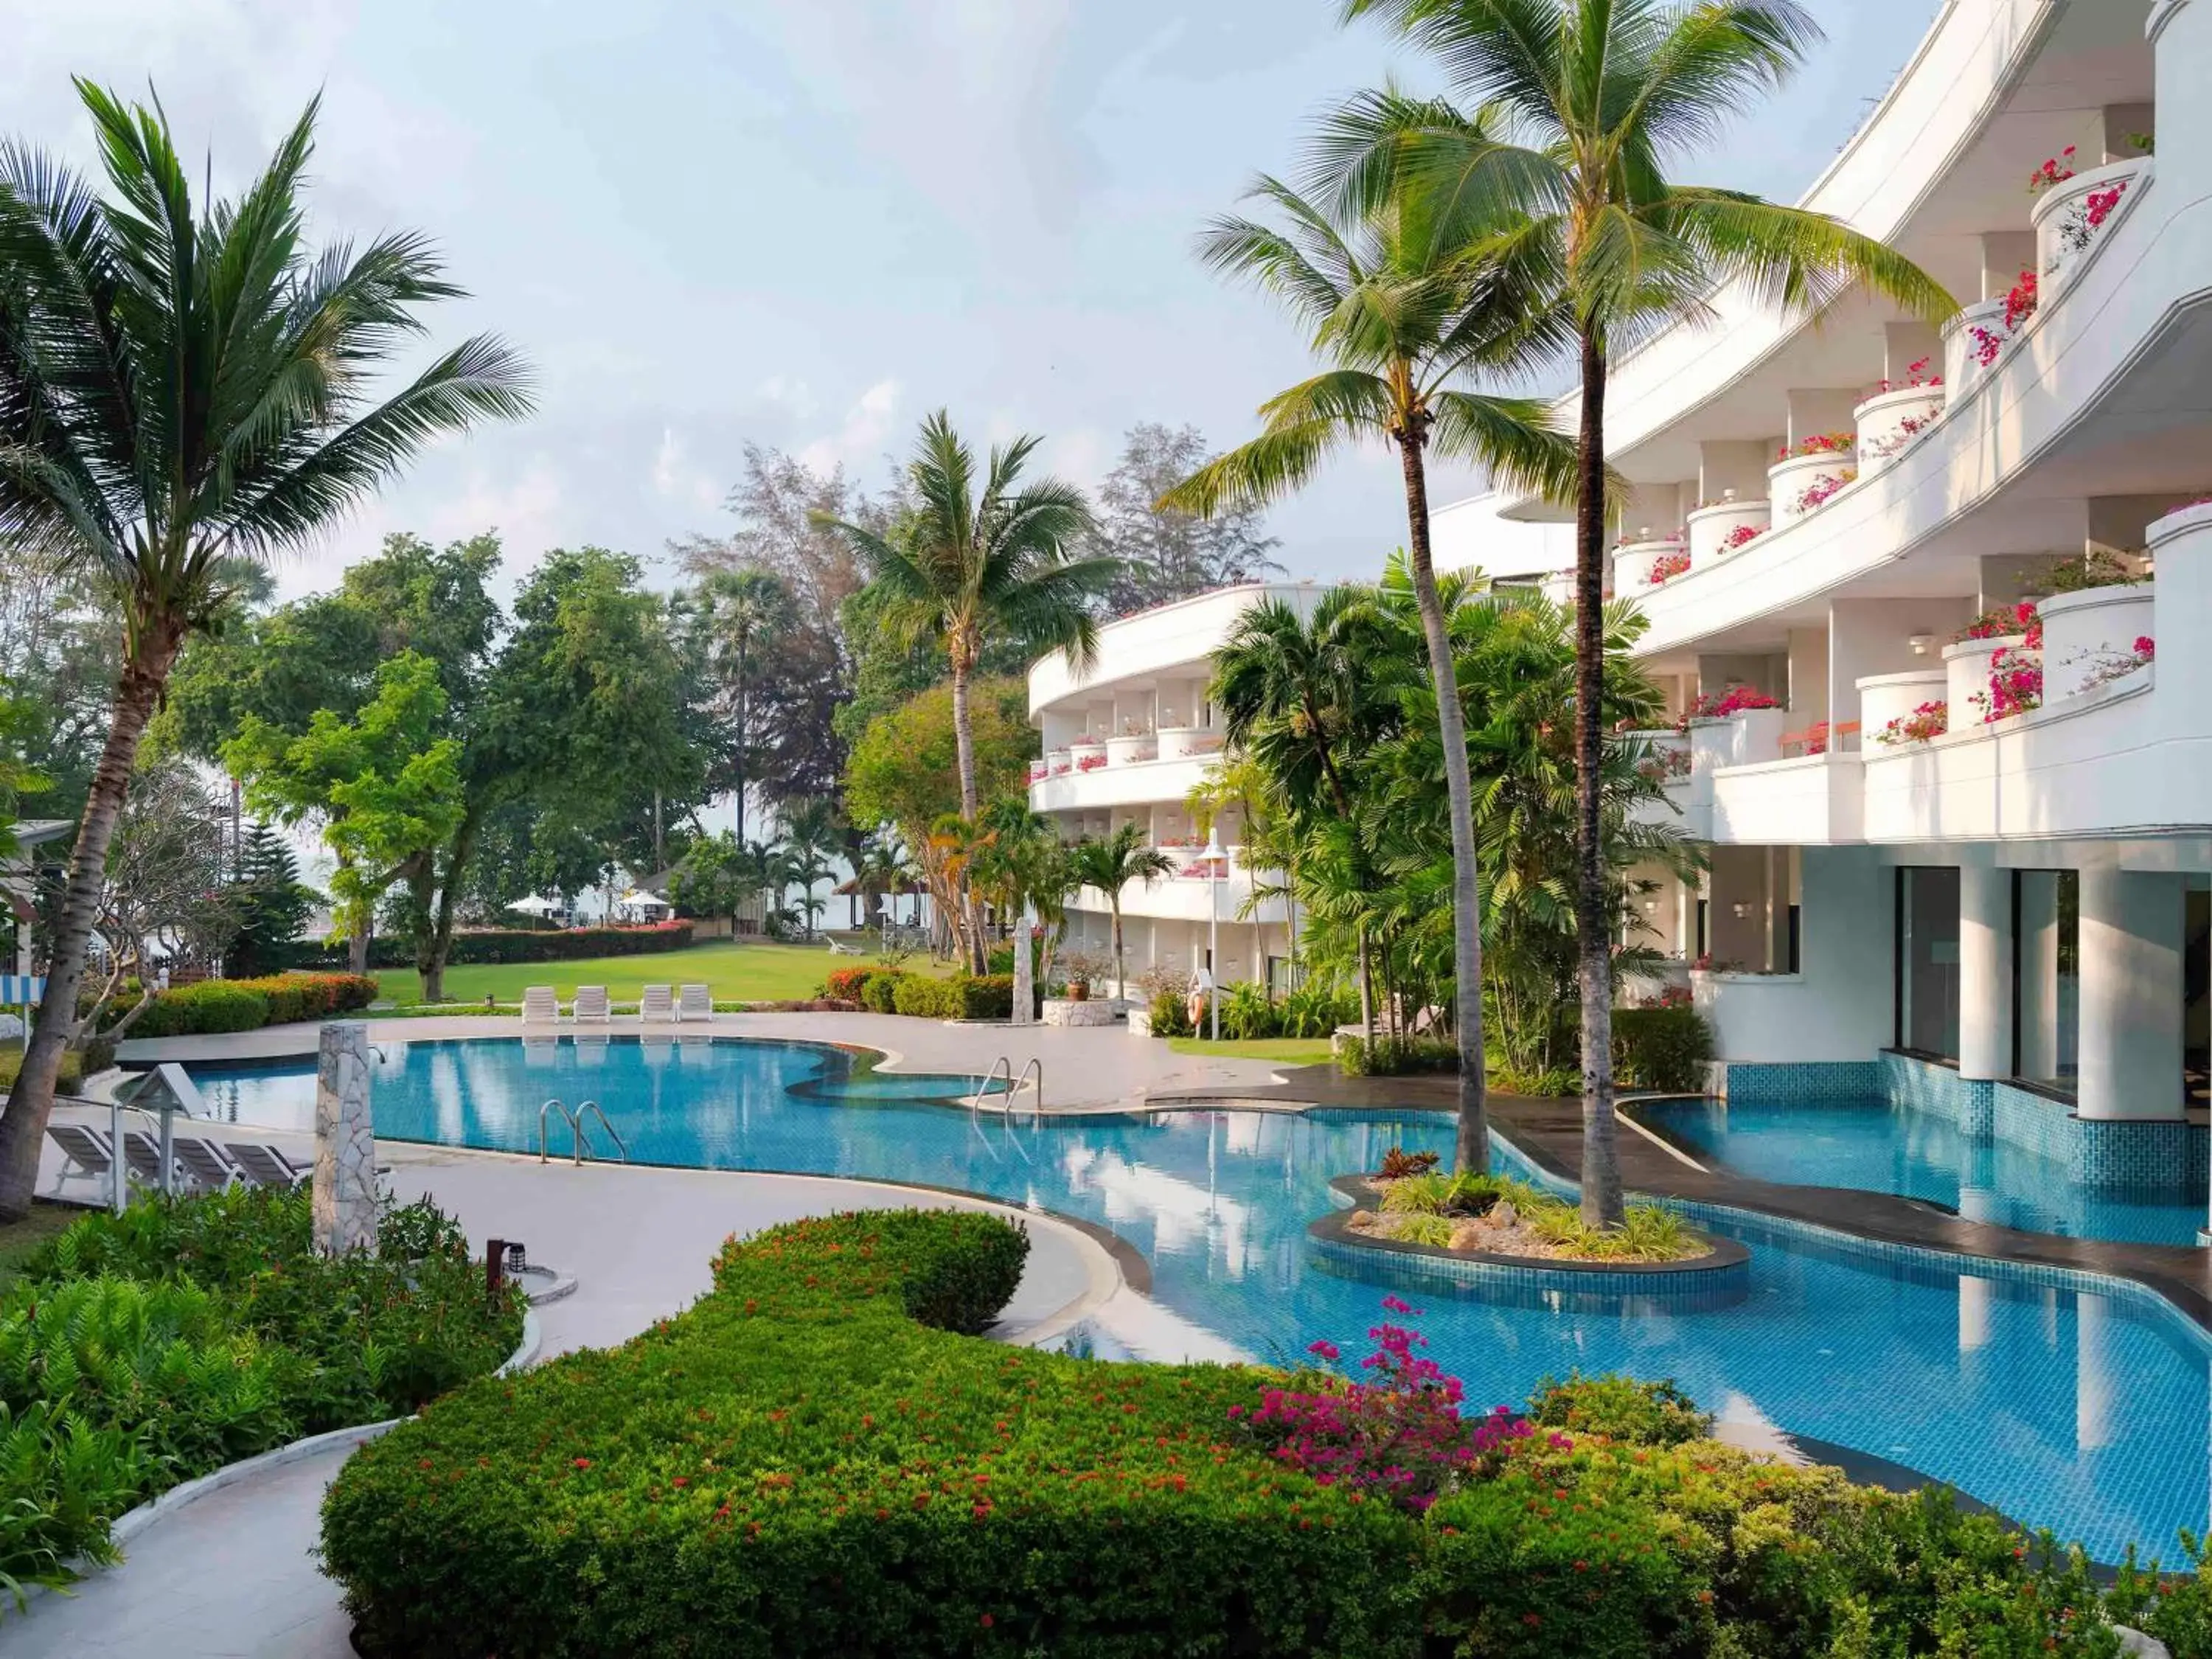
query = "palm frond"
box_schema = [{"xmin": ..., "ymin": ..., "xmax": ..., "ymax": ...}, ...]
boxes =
[{"xmin": 1652, "ymin": 189, "xmax": 1957, "ymax": 323}]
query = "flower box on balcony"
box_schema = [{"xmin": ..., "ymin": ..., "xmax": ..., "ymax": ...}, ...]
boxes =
[
  {"xmin": 1854, "ymin": 386, "xmax": 1944, "ymax": 474},
  {"xmin": 1046, "ymin": 749, "xmax": 1072, "ymax": 777},
  {"xmin": 2033, "ymin": 156, "xmax": 2146, "ymax": 293},
  {"xmin": 1105, "ymin": 734, "xmax": 1158, "ymax": 766},
  {"xmin": 1686, "ymin": 498, "xmax": 1770, "ymax": 568},
  {"xmin": 1158, "ymin": 726, "xmax": 1222, "ymax": 762},
  {"xmin": 1768, "ymin": 449, "xmax": 1857, "ymax": 527},
  {"xmin": 1941, "ymin": 296, "xmax": 2012, "ymax": 392},
  {"xmin": 1943, "ymin": 634, "xmax": 2031, "ymax": 720},
  {"xmin": 2039, "ymin": 585, "xmax": 2154, "ymax": 700},
  {"xmin": 1856, "ymin": 669, "xmax": 1947, "ymax": 739},
  {"xmin": 1613, "ymin": 537, "xmax": 1687, "ymax": 594}
]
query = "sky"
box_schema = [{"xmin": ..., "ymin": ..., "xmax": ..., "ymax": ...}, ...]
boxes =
[{"xmin": 3, "ymin": 0, "xmax": 1947, "ymax": 599}]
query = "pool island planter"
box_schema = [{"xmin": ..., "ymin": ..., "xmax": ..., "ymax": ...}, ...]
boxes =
[{"xmin": 1311, "ymin": 1174, "xmax": 1750, "ymax": 1306}]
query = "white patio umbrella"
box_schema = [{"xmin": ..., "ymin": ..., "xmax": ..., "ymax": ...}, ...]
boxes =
[{"xmin": 509, "ymin": 895, "xmax": 559, "ymax": 915}]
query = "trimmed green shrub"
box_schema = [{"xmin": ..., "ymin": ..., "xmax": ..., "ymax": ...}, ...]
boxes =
[
  {"xmin": 1338, "ymin": 1034, "xmax": 1458, "ymax": 1077},
  {"xmin": 891, "ymin": 975, "xmax": 960, "ymax": 1019},
  {"xmin": 951, "ymin": 973, "xmax": 1015, "ymax": 1020},
  {"xmin": 858, "ymin": 970, "xmax": 902, "ymax": 1014},
  {"xmin": 1527, "ymin": 1373, "xmax": 1713, "ymax": 1447},
  {"xmin": 1611, "ymin": 1005, "xmax": 1714, "ymax": 1093},
  {"xmin": 322, "ymin": 1211, "xmax": 1420, "ymax": 1658},
  {"xmin": 119, "ymin": 978, "xmax": 268, "ymax": 1037}
]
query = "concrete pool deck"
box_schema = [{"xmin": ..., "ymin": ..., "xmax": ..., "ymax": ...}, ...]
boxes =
[
  {"xmin": 111, "ymin": 1009, "xmax": 1294, "ymax": 1113},
  {"xmin": 13, "ymin": 1137, "xmax": 1136, "ymax": 1658}
]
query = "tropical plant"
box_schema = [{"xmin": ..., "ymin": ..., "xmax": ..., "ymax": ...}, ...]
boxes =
[
  {"xmin": 817, "ymin": 413, "xmax": 1114, "ymax": 969},
  {"xmin": 684, "ymin": 567, "xmax": 796, "ymax": 843},
  {"xmin": 772, "ymin": 796, "xmax": 842, "ymax": 939},
  {"xmin": 1329, "ymin": 0, "xmax": 1953, "ymax": 1222},
  {"xmin": 0, "ymin": 85, "xmax": 532, "ymax": 1215},
  {"xmin": 1065, "ymin": 823, "xmax": 1176, "ymax": 1002},
  {"xmin": 1159, "ymin": 128, "xmax": 1580, "ymax": 1180}
]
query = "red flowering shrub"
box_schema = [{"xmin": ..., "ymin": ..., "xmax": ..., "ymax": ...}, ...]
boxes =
[
  {"xmin": 2028, "ymin": 146, "xmax": 2077, "ymax": 194},
  {"xmin": 1649, "ymin": 549, "xmax": 1693, "ymax": 585},
  {"xmin": 1722, "ymin": 522, "xmax": 1766, "ymax": 552}
]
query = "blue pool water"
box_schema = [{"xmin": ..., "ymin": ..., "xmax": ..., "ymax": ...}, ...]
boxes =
[
  {"xmin": 185, "ymin": 1037, "xmax": 2212, "ymax": 1564},
  {"xmin": 1635, "ymin": 1096, "xmax": 2207, "ymax": 1246}
]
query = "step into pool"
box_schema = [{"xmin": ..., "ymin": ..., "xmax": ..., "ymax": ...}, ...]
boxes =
[
  {"xmin": 173, "ymin": 1036, "xmax": 2212, "ymax": 1564},
  {"xmin": 1633, "ymin": 1095, "xmax": 2207, "ymax": 1245}
]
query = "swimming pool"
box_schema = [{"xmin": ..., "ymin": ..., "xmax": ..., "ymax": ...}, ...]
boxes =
[
  {"xmin": 183, "ymin": 1035, "xmax": 2212, "ymax": 1563},
  {"xmin": 1634, "ymin": 1095, "xmax": 2208, "ymax": 1246}
]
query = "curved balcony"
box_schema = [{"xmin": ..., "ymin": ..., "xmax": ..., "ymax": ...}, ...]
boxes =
[{"xmin": 1628, "ymin": 145, "xmax": 2201, "ymax": 657}]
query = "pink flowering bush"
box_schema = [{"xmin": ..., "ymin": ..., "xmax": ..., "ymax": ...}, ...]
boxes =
[
  {"xmin": 1234, "ymin": 1298, "xmax": 1551, "ymax": 1514},
  {"xmin": 1792, "ymin": 468, "xmax": 1857, "ymax": 514},
  {"xmin": 1974, "ymin": 644, "xmax": 2044, "ymax": 723},
  {"xmin": 2028, "ymin": 146, "xmax": 2077, "ymax": 194},
  {"xmin": 1777, "ymin": 431, "xmax": 1854, "ymax": 461},
  {"xmin": 1721, "ymin": 522, "xmax": 1765, "ymax": 552},
  {"xmin": 1675, "ymin": 686, "xmax": 1780, "ymax": 731},
  {"xmin": 1647, "ymin": 549, "xmax": 1692, "ymax": 585},
  {"xmin": 1866, "ymin": 357, "xmax": 1942, "ymax": 397},
  {"xmin": 1952, "ymin": 600, "xmax": 2039, "ymax": 643},
  {"xmin": 1876, "ymin": 701, "xmax": 1948, "ymax": 746}
]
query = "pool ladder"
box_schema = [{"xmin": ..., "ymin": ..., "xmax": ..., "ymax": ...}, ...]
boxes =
[
  {"xmin": 973, "ymin": 1057, "xmax": 1043, "ymax": 1124},
  {"xmin": 538, "ymin": 1098, "xmax": 628, "ymax": 1166}
]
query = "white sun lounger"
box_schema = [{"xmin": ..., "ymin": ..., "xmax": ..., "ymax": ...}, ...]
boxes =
[
  {"xmin": 47, "ymin": 1124, "xmax": 116, "ymax": 1186},
  {"xmin": 121, "ymin": 1130, "xmax": 182, "ymax": 1194},
  {"xmin": 521, "ymin": 985, "xmax": 560, "ymax": 1024},
  {"xmin": 172, "ymin": 1136, "xmax": 243, "ymax": 1191},
  {"xmin": 638, "ymin": 984, "xmax": 674, "ymax": 1023},
  {"xmin": 572, "ymin": 985, "xmax": 611, "ymax": 1023},
  {"xmin": 824, "ymin": 936, "xmax": 862, "ymax": 956},
  {"xmin": 227, "ymin": 1141, "xmax": 310, "ymax": 1189},
  {"xmin": 676, "ymin": 984, "xmax": 712, "ymax": 1022}
]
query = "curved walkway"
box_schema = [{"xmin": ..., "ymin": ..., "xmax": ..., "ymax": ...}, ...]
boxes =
[{"xmin": 7, "ymin": 1155, "xmax": 1124, "ymax": 1658}]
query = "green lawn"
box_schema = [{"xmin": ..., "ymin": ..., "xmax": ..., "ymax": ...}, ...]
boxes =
[
  {"xmin": 0, "ymin": 1199, "xmax": 80, "ymax": 1295},
  {"xmin": 1165, "ymin": 1035, "xmax": 1335, "ymax": 1066},
  {"xmin": 372, "ymin": 939, "xmax": 951, "ymax": 1008}
]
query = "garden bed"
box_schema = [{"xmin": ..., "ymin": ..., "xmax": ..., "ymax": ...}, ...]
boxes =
[
  {"xmin": 318, "ymin": 1208, "xmax": 2200, "ymax": 1658},
  {"xmin": 1342, "ymin": 1154, "xmax": 1714, "ymax": 1265}
]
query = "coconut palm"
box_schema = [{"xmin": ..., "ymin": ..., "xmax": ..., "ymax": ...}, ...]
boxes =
[
  {"xmin": 0, "ymin": 85, "xmax": 532, "ymax": 1217},
  {"xmin": 1160, "ymin": 164, "xmax": 1579, "ymax": 1178},
  {"xmin": 1330, "ymin": 0, "xmax": 1953, "ymax": 1222},
  {"xmin": 776, "ymin": 796, "xmax": 843, "ymax": 939},
  {"xmin": 1065, "ymin": 824, "xmax": 1177, "ymax": 1007},
  {"xmin": 818, "ymin": 414, "xmax": 1116, "ymax": 970},
  {"xmin": 688, "ymin": 567, "xmax": 795, "ymax": 844}
]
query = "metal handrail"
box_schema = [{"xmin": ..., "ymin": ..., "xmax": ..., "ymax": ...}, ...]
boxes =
[
  {"xmin": 574, "ymin": 1100, "xmax": 627, "ymax": 1164},
  {"xmin": 1015, "ymin": 1058, "xmax": 1043, "ymax": 1126},
  {"xmin": 538, "ymin": 1098, "xmax": 578, "ymax": 1164},
  {"xmin": 973, "ymin": 1056, "xmax": 1012, "ymax": 1113}
]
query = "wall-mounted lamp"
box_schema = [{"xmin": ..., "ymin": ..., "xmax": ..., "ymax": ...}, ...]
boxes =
[
  {"xmin": 1641, "ymin": 899, "xmax": 1660, "ymax": 916},
  {"xmin": 1729, "ymin": 901, "xmax": 1753, "ymax": 921},
  {"xmin": 1907, "ymin": 633, "xmax": 1935, "ymax": 656}
]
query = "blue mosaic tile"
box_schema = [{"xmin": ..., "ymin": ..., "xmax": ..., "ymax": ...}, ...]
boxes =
[{"xmin": 1719, "ymin": 1060, "xmax": 1881, "ymax": 1104}]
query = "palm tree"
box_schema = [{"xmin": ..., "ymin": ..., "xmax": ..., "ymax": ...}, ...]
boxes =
[
  {"xmin": 1066, "ymin": 824, "xmax": 1176, "ymax": 1007},
  {"xmin": 1160, "ymin": 167, "xmax": 1579, "ymax": 1179},
  {"xmin": 0, "ymin": 85, "xmax": 531, "ymax": 1218},
  {"xmin": 1186, "ymin": 756, "xmax": 1276, "ymax": 1001},
  {"xmin": 1333, "ymin": 0, "xmax": 1953, "ymax": 1222},
  {"xmin": 818, "ymin": 413, "xmax": 1116, "ymax": 970},
  {"xmin": 971, "ymin": 799, "xmax": 1061, "ymax": 1022},
  {"xmin": 776, "ymin": 796, "xmax": 842, "ymax": 939},
  {"xmin": 689, "ymin": 568, "xmax": 794, "ymax": 843}
]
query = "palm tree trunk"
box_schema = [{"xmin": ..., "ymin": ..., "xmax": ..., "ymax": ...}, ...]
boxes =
[
  {"xmin": 0, "ymin": 620, "xmax": 182, "ymax": 1220},
  {"xmin": 948, "ymin": 655, "xmax": 987, "ymax": 973},
  {"xmin": 1396, "ymin": 431, "xmax": 1489, "ymax": 1175},
  {"xmin": 1110, "ymin": 899, "xmax": 1124, "ymax": 1005},
  {"xmin": 1574, "ymin": 324, "xmax": 1625, "ymax": 1228}
]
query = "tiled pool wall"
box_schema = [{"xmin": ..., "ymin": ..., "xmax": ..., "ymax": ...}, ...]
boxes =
[{"xmin": 1712, "ymin": 1054, "xmax": 2204, "ymax": 1192}]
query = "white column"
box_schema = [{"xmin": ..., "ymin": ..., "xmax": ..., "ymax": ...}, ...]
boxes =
[
  {"xmin": 2016, "ymin": 877, "xmax": 2062, "ymax": 1081},
  {"xmin": 2077, "ymin": 867, "xmax": 2185, "ymax": 1120},
  {"xmin": 313, "ymin": 1020, "xmax": 379, "ymax": 1258},
  {"xmin": 1957, "ymin": 863, "xmax": 2013, "ymax": 1081}
]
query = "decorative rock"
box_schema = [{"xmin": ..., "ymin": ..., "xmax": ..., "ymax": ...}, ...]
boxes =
[
  {"xmin": 1041, "ymin": 997, "xmax": 1117, "ymax": 1029},
  {"xmin": 313, "ymin": 1021, "xmax": 379, "ymax": 1257},
  {"xmin": 1489, "ymin": 1200, "xmax": 1518, "ymax": 1231}
]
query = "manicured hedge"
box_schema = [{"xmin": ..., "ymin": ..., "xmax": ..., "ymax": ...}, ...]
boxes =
[
  {"xmin": 117, "ymin": 971, "xmax": 378, "ymax": 1039},
  {"xmin": 312, "ymin": 921, "xmax": 695, "ymax": 970},
  {"xmin": 1610, "ymin": 1004, "xmax": 1715, "ymax": 1093},
  {"xmin": 888, "ymin": 973, "xmax": 1015, "ymax": 1021},
  {"xmin": 320, "ymin": 1211, "xmax": 2174, "ymax": 1659}
]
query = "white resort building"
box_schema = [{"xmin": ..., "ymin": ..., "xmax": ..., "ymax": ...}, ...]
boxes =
[
  {"xmin": 1028, "ymin": 584, "xmax": 1324, "ymax": 994},
  {"xmin": 1433, "ymin": 0, "xmax": 2211, "ymax": 1200}
]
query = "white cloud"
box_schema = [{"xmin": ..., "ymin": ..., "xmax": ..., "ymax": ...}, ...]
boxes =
[
  {"xmin": 799, "ymin": 379, "xmax": 902, "ymax": 476},
  {"xmin": 650, "ymin": 428, "xmax": 722, "ymax": 507}
]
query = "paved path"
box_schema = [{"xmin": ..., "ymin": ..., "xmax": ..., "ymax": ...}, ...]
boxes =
[{"xmin": 7, "ymin": 1156, "xmax": 1120, "ymax": 1658}]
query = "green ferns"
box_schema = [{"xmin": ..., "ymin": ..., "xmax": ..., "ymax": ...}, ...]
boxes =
[
  {"xmin": 0, "ymin": 1189, "xmax": 518, "ymax": 1608},
  {"xmin": 1371, "ymin": 1166, "xmax": 1695, "ymax": 1262}
]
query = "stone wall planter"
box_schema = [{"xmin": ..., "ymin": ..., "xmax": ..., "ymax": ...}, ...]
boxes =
[
  {"xmin": 1943, "ymin": 633, "xmax": 2030, "ymax": 722},
  {"xmin": 1768, "ymin": 450, "xmax": 1857, "ymax": 526},
  {"xmin": 1856, "ymin": 669, "xmax": 1948, "ymax": 742},
  {"xmin": 1686, "ymin": 498, "xmax": 1770, "ymax": 567},
  {"xmin": 1854, "ymin": 386, "xmax": 1944, "ymax": 474},
  {"xmin": 2039, "ymin": 585, "xmax": 2154, "ymax": 699},
  {"xmin": 1041, "ymin": 997, "xmax": 1117, "ymax": 1029}
]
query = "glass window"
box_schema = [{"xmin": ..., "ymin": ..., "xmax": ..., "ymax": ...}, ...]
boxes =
[
  {"xmin": 1896, "ymin": 867, "xmax": 1961, "ymax": 1060},
  {"xmin": 2014, "ymin": 871, "xmax": 2080, "ymax": 1094}
]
